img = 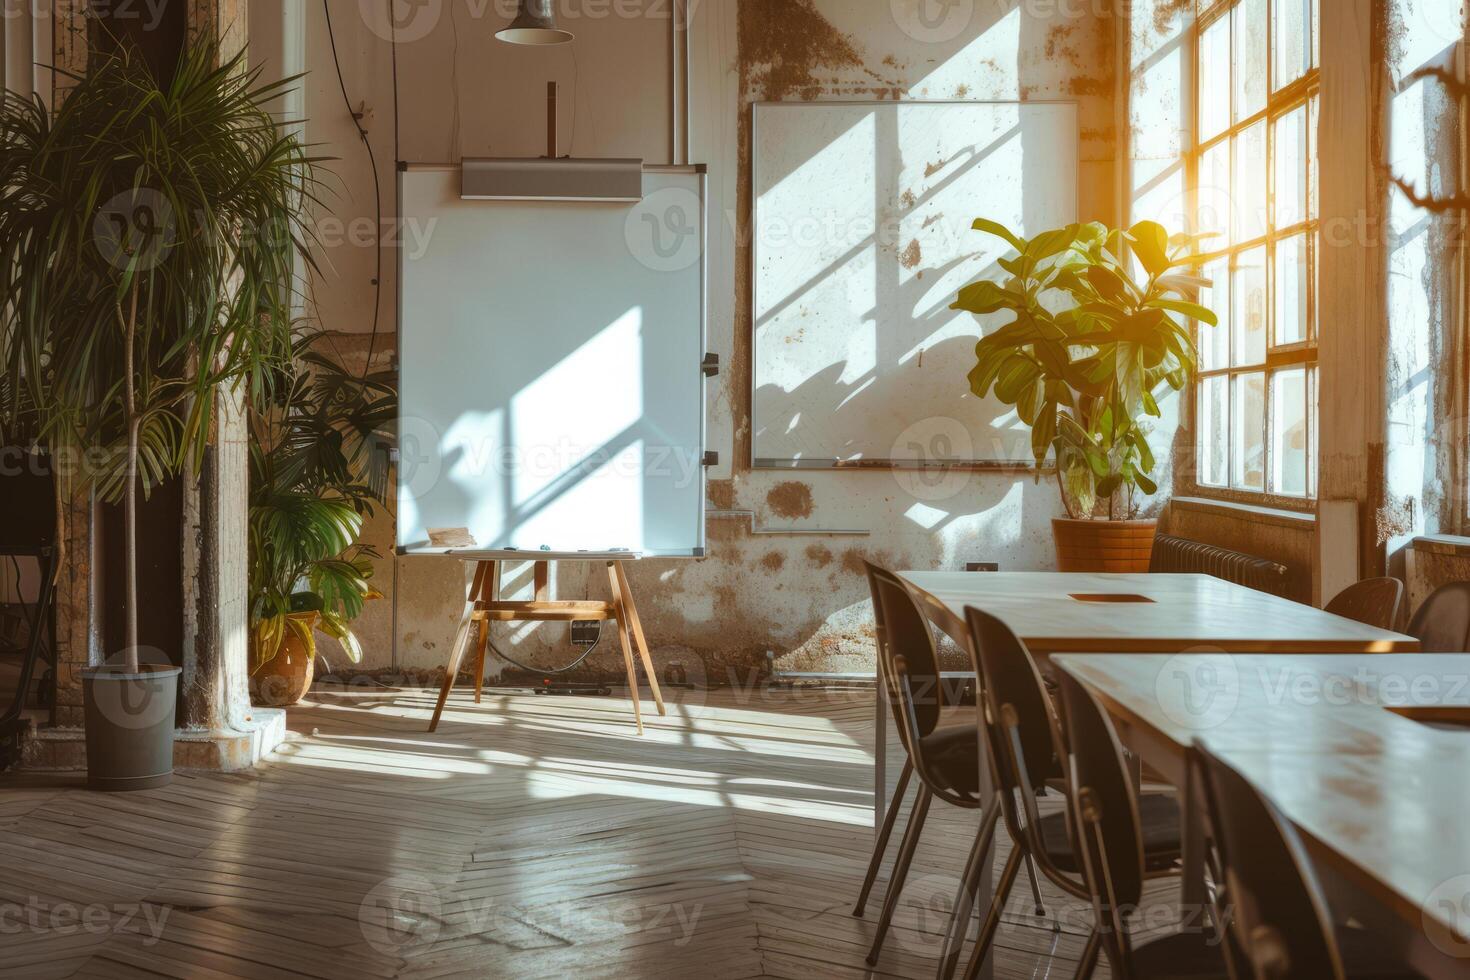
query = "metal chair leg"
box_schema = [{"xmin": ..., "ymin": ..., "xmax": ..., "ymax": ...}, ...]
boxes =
[
  {"xmin": 1023, "ymin": 848, "xmax": 1049, "ymax": 920},
  {"xmin": 866, "ymin": 787, "xmax": 933, "ymax": 966},
  {"xmin": 1073, "ymin": 928, "xmax": 1102, "ymax": 980},
  {"xmin": 961, "ymin": 846, "xmax": 1024, "ymax": 980},
  {"xmin": 937, "ymin": 800, "xmax": 1001, "ymax": 980},
  {"xmin": 855, "ymin": 757, "xmax": 914, "ymax": 917}
]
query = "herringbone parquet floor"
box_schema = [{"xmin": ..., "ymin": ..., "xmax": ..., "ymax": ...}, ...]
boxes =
[{"xmin": 0, "ymin": 684, "xmax": 1191, "ymax": 978}]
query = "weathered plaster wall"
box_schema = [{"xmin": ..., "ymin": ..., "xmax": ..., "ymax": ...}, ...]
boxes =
[
  {"xmin": 1383, "ymin": 0, "xmax": 1467, "ymax": 564},
  {"xmin": 254, "ymin": 1, "xmax": 1127, "ymax": 684}
]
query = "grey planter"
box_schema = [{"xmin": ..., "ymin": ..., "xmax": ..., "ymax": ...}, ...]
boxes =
[{"xmin": 81, "ymin": 664, "xmax": 181, "ymax": 792}]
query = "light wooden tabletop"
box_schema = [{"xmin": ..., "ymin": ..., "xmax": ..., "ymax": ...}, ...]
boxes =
[
  {"xmin": 899, "ymin": 571, "xmax": 1421, "ymax": 654},
  {"xmin": 1054, "ymin": 653, "xmax": 1470, "ymax": 962}
]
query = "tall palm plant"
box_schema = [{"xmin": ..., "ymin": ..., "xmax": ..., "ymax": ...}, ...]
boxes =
[{"xmin": 0, "ymin": 44, "xmax": 320, "ymax": 673}]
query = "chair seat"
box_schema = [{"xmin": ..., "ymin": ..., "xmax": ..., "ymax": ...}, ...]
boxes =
[
  {"xmin": 1039, "ymin": 794, "xmax": 1182, "ymax": 873},
  {"xmin": 917, "ymin": 720, "xmax": 982, "ymax": 798},
  {"xmin": 1336, "ymin": 926, "xmax": 1428, "ymax": 979},
  {"xmin": 1130, "ymin": 929, "xmax": 1229, "ymax": 978}
]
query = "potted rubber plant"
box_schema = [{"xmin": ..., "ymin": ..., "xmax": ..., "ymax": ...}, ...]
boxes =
[
  {"xmin": 952, "ymin": 220, "xmax": 1217, "ymax": 572},
  {"xmin": 248, "ymin": 335, "xmax": 394, "ymax": 707},
  {"xmin": 0, "ymin": 44, "xmax": 316, "ymax": 789}
]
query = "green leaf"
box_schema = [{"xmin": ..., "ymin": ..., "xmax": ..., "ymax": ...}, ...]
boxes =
[
  {"xmin": 972, "ymin": 217, "xmax": 1025, "ymax": 252},
  {"xmin": 1135, "ymin": 471, "xmax": 1159, "ymax": 495},
  {"xmin": 1026, "ymin": 224, "xmax": 1080, "ymax": 262},
  {"xmin": 952, "ymin": 279, "xmax": 1014, "ymax": 315},
  {"xmin": 1128, "ymin": 220, "xmax": 1172, "ymax": 277},
  {"xmin": 1087, "ymin": 265, "xmax": 1130, "ymax": 304},
  {"xmin": 1148, "ymin": 298, "xmax": 1219, "ymax": 327}
]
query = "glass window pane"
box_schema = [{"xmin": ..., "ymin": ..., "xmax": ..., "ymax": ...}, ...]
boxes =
[
  {"xmin": 1275, "ymin": 234, "xmax": 1311, "ymax": 346},
  {"xmin": 1271, "ymin": 368, "xmax": 1309, "ymax": 496},
  {"xmin": 1274, "ymin": 0, "xmax": 1313, "ymax": 90},
  {"xmin": 1198, "ymin": 140, "xmax": 1232, "ymax": 244},
  {"xmin": 1200, "ymin": 376, "xmax": 1229, "ymax": 487},
  {"xmin": 1235, "ymin": 0, "xmax": 1269, "ymax": 121},
  {"xmin": 1235, "ymin": 121, "xmax": 1268, "ymax": 242},
  {"xmin": 1309, "ymin": 96, "xmax": 1319, "ymax": 219},
  {"xmin": 1199, "ymin": 15, "xmax": 1232, "ymax": 142},
  {"xmin": 1200, "ymin": 256, "xmax": 1230, "ymax": 370},
  {"xmin": 1233, "ymin": 372, "xmax": 1267, "ymax": 490},
  {"xmin": 1234, "ymin": 246, "xmax": 1268, "ymax": 365},
  {"xmin": 1275, "ymin": 103, "xmax": 1310, "ymax": 227}
]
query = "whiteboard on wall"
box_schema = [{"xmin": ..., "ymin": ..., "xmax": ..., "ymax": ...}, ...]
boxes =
[
  {"xmin": 396, "ymin": 165, "xmax": 708, "ymax": 557},
  {"xmin": 752, "ymin": 101, "xmax": 1079, "ymax": 468}
]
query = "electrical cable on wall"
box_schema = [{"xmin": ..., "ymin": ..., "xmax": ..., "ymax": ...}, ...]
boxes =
[{"xmin": 321, "ymin": 0, "xmax": 384, "ymax": 376}]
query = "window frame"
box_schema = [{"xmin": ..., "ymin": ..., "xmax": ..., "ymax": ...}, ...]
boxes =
[{"xmin": 1185, "ymin": 0, "xmax": 1321, "ymax": 510}]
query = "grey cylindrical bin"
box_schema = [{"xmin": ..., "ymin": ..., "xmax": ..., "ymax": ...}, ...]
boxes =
[{"xmin": 81, "ymin": 664, "xmax": 181, "ymax": 792}]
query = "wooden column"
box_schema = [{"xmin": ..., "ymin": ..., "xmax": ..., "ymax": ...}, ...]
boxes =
[{"xmin": 1316, "ymin": 0, "xmax": 1392, "ymax": 590}]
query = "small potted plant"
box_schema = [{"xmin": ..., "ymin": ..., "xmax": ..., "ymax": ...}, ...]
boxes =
[
  {"xmin": 952, "ymin": 220, "xmax": 1217, "ymax": 572},
  {"xmin": 248, "ymin": 336, "xmax": 394, "ymax": 706},
  {"xmin": 0, "ymin": 44, "xmax": 314, "ymax": 789}
]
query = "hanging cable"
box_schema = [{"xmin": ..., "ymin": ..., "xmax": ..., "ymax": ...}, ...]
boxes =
[
  {"xmin": 390, "ymin": 0, "xmax": 401, "ymax": 168},
  {"xmin": 322, "ymin": 0, "xmax": 383, "ymax": 378}
]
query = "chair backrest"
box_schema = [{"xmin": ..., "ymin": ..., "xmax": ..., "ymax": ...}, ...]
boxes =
[
  {"xmin": 963, "ymin": 606, "xmax": 1063, "ymax": 794},
  {"xmin": 1055, "ymin": 670, "xmax": 1147, "ymax": 924},
  {"xmin": 1409, "ymin": 582, "xmax": 1470, "ymax": 653},
  {"xmin": 1324, "ymin": 577, "xmax": 1404, "ymax": 632},
  {"xmin": 1192, "ymin": 742, "xmax": 1345, "ymax": 980},
  {"xmin": 865, "ymin": 563, "xmax": 944, "ymax": 741}
]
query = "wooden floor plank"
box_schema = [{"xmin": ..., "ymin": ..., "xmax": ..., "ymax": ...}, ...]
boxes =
[{"xmin": 0, "ymin": 686, "xmax": 1188, "ymax": 978}]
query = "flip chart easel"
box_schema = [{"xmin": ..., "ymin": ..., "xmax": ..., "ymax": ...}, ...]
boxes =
[{"xmin": 425, "ymin": 551, "xmax": 666, "ymax": 735}]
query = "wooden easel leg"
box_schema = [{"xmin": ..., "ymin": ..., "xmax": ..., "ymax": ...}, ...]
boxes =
[
  {"xmin": 429, "ymin": 561, "xmax": 490, "ymax": 733},
  {"xmin": 608, "ymin": 563, "xmax": 645, "ymax": 735},
  {"xmin": 470, "ymin": 563, "xmax": 499, "ymax": 705},
  {"xmin": 614, "ymin": 561, "xmax": 666, "ymax": 716},
  {"xmin": 472, "ymin": 619, "xmax": 489, "ymax": 704}
]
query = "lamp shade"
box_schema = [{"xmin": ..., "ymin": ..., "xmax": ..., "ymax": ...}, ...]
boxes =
[{"xmin": 496, "ymin": 0, "xmax": 574, "ymax": 45}]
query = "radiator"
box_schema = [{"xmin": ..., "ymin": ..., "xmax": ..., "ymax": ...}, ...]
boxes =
[{"xmin": 1149, "ymin": 534, "xmax": 1291, "ymax": 597}]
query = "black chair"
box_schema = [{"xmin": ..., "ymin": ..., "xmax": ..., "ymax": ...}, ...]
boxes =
[
  {"xmin": 1054, "ymin": 670, "xmax": 1228, "ymax": 979},
  {"xmin": 1325, "ymin": 577, "xmax": 1406, "ymax": 633},
  {"xmin": 856, "ymin": 564, "xmax": 992, "ymax": 968},
  {"xmin": 957, "ymin": 609, "xmax": 1187, "ymax": 980},
  {"xmin": 1191, "ymin": 742, "xmax": 1426, "ymax": 979},
  {"xmin": 1408, "ymin": 582, "xmax": 1470, "ymax": 652}
]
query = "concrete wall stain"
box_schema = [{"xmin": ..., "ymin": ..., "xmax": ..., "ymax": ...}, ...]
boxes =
[
  {"xmin": 900, "ymin": 239, "xmax": 923, "ymax": 270},
  {"xmin": 806, "ymin": 544, "xmax": 834, "ymax": 568},
  {"xmin": 760, "ymin": 551, "xmax": 786, "ymax": 573},
  {"xmin": 767, "ymin": 481, "xmax": 815, "ymax": 519},
  {"xmin": 737, "ymin": 0, "xmax": 865, "ymax": 102}
]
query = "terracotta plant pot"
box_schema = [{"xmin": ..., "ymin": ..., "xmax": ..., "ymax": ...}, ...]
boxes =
[
  {"xmin": 1052, "ymin": 518, "xmax": 1158, "ymax": 573},
  {"xmin": 250, "ymin": 613, "xmax": 319, "ymax": 707}
]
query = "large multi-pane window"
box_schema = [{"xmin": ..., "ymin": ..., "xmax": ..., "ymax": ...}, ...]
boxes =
[{"xmin": 1193, "ymin": 0, "xmax": 1320, "ymax": 499}]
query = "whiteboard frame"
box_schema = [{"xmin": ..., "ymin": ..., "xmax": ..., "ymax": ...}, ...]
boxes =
[
  {"xmin": 749, "ymin": 100, "xmax": 1081, "ymax": 472},
  {"xmin": 395, "ymin": 163, "xmax": 711, "ymax": 558}
]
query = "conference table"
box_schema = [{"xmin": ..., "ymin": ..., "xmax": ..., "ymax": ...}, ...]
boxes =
[
  {"xmin": 1054, "ymin": 652, "xmax": 1470, "ymax": 979},
  {"xmin": 882, "ymin": 571, "xmax": 1420, "ymax": 826}
]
